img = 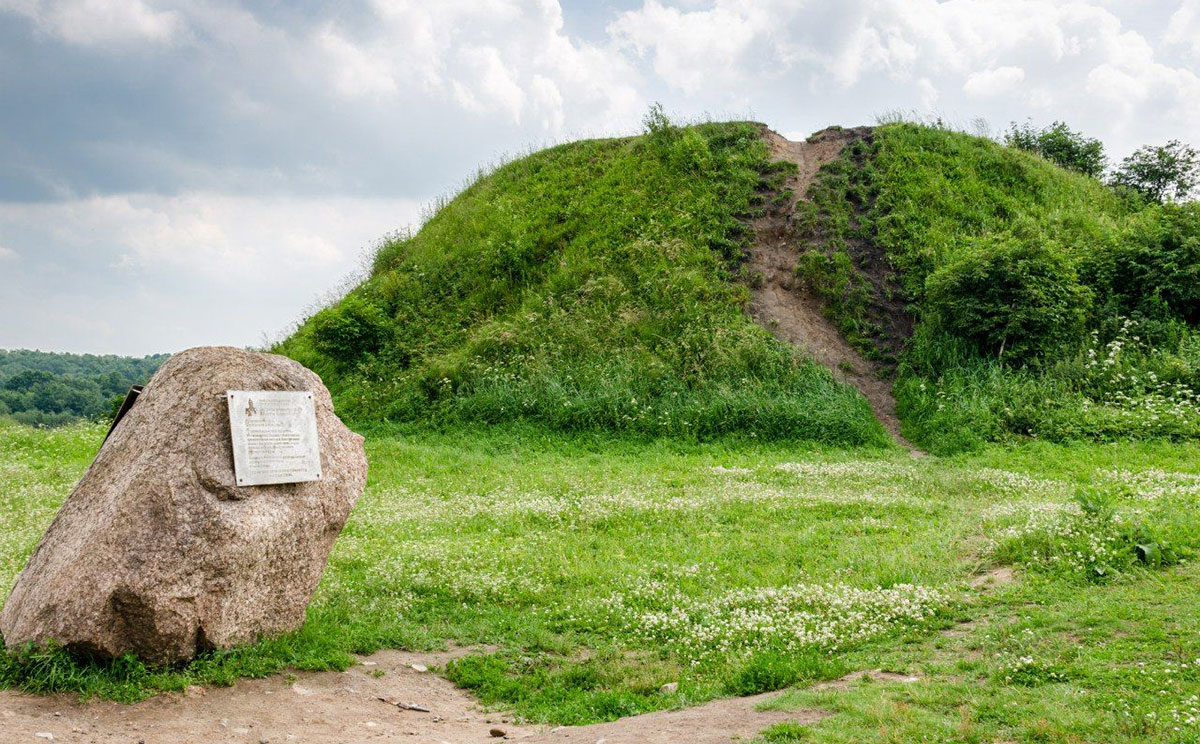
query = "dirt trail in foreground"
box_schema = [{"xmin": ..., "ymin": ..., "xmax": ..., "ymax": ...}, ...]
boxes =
[
  {"xmin": 1, "ymin": 648, "xmax": 824, "ymax": 743},
  {"xmin": 747, "ymin": 128, "xmax": 921, "ymax": 453}
]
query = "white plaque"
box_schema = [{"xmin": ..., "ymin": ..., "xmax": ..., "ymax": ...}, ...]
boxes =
[{"xmin": 226, "ymin": 390, "xmax": 322, "ymax": 486}]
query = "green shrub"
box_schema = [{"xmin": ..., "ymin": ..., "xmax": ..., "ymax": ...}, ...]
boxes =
[
  {"xmin": 309, "ymin": 294, "xmax": 391, "ymax": 363},
  {"xmin": 924, "ymin": 232, "xmax": 1090, "ymax": 363},
  {"xmin": 1003, "ymin": 120, "xmax": 1107, "ymax": 179},
  {"xmin": 640, "ymin": 102, "xmax": 681, "ymax": 160},
  {"xmin": 869, "ymin": 123, "xmax": 1125, "ymax": 302},
  {"xmin": 1109, "ymin": 140, "xmax": 1200, "ymax": 203},
  {"xmin": 897, "ymin": 320, "xmax": 1200, "ymax": 453},
  {"xmin": 803, "ymin": 122, "xmax": 1199, "ymax": 451},
  {"xmin": 989, "ymin": 487, "xmax": 1196, "ymax": 583},
  {"xmin": 669, "ymin": 128, "xmax": 713, "ymax": 174},
  {"xmin": 1084, "ymin": 203, "xmax": 1200, "ymax": 325}
]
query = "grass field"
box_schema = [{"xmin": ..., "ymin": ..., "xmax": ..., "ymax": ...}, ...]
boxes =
[{"xmin": 3, "ymin": 420, "xmax": 1200, "ymax": 742}]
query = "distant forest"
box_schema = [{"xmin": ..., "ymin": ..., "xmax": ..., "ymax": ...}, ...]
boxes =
[{"xmin": 0, "ymin": 349, "xmax": 169, "ymax": 427}]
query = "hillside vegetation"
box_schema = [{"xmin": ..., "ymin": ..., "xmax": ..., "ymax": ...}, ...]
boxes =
[
  {"xmin": 283, "ymin": 114, "xmax": 1199, "ymax": 453},
  {"xmin": 279, "ymin": 117, "xmax": 887, "ymax": 446},
  {"xmin": 798, "ymin": 123, "xmax": 1200, "ymax": 452},
  {"xmin": 5, "ymin": 117, "xmax": 1200, "ymax": 743}
]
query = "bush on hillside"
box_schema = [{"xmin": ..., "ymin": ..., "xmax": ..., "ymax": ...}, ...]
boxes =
[
  {"xmin": 1004, "ymin": 120, "xmax": 1107, "ymax": 179},
  {"xmin": 799, "ymin": 121, "xmax": 1199, "ymax": 451},
  {"xmin": 897, "ymin": 319, "xmax": 1200, "ymax": 453},
  {"xmin": 924, "ymin": 232, "xmax": 1091, "ymax": 364},
  {"xmin": 309, "ymin": 294, "xmax": 392, "ymax": 362},
  {"xmin": 1083, "ymin": 203, "xmax": 1200, "ymax": 326},
  {"xmin": 641, "ymin": 102, "xmax": 680, "ymax": 155},
  {"xmin": 642, "ymin": 105, "xmax": 715, "ymax": 176},
  {"xmin": 867, "ymin": 123, "xmax": 1126, "ymax": 303}
]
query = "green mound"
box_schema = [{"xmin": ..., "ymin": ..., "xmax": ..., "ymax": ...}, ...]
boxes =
[
  {"xmin": 278, "ymin": 118, "xmax": 888, "ymax": 446},
  {"xmin": 800, "ymin": 123, "xmax": 1200, "ymax": 452},
  {"xmin": 282, "ymin": 115, "xmax": 1199, "ymax": 452}
]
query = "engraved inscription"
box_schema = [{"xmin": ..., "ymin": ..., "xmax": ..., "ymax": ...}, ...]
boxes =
[{"xmin": 227, "ymin": 390, "xmax": 322, "ymax": 486}]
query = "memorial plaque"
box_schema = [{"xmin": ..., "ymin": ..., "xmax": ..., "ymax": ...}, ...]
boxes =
[{"xmin": 226, "ymin": 390, "xmax": 322, "ymax": 486}]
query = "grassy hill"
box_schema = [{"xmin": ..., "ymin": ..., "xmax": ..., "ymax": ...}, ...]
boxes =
[
  {"xmin": 278, "ymin": 117, "xmax": 887, "ymax": 446},
  {"xmin": 280, "ymin": 115, "xmax": 1200, "ymax": 453},
  {"xmin": 796, "ymin": 123, "xmax": 1200, "ymax": 452},
  {"xmin": 5, "ymin": 116, "xmax": 1200, "ymax": 743}
]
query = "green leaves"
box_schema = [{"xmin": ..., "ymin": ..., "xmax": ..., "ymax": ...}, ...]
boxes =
[
  {"xmin": 925, "ymin": 231, "xmax": 1090, "ymax": 364},
  {"xmin": 1004, "ymin": 120, "xmax": 1107, "ymax": 179},
  {"xmin": 1085, "ymin": 202, "xmax": 1200, "ymax": 325},
  {"xmin": 1110, "ymin": 140, "xmax": 1200, "ymax": 204},
  {"xmin": 309, "ymin": 293, "xmax": 392, "ymax": 363}
]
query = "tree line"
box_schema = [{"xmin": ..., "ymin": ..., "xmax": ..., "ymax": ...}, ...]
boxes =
[
  {"xmin": 0, "ymin": 349, "xmax": 168, "ymax": 427},
  {"xmin": 1003, "ymin": 120, "xmax": 1199, "ymax": 204}
]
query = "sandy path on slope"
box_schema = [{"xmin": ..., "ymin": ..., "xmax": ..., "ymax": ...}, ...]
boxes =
[{"xmin": 747, "ymin": 128, "xmax": 921, "ymax": 453}]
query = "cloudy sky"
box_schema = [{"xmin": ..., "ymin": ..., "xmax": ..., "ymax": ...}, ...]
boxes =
[{"xmin": 1, "ymin": 0, "xmax": 1197, "ymax": 355}]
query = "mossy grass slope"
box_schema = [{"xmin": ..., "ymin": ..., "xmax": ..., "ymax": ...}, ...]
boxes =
[{"xmin": 282, "ymin": 116, "xmax": 1199, "ymax": 453}]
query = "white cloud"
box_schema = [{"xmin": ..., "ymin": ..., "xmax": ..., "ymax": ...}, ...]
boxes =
[
  {"xmin": 0, "ymin": 244, "xmax": 16, "ymax": 261},
  {"xmin": 0, "ymin": 192, "xmax": 419, "ymax": 283},
  {"xmin": 310, "ymin": 0, "xmax": 642, "ymax": 133},
  {"xmin": 963, "ymin": 66, "xmax": 1026, "ymax": 97},
  {"xmin": 917, "ymin": 77, "xmax": 939, "ymax": 109},
  {"xmin": 3, "ymin": 1, "xmax": 644, "ymax": 136},
  {"xmin": 316, "ymin": 27, "xmax": 399, "ymax": 100},
  {"xmin": 1166, "ymin": 0, "xmax": 1200, "ymax": 61},
  {"xmin": 529, "ymin": 74, "xmax": 566, "ymax": 131},
  {"xmin": 0, "ymin": 193, "xmax": 421, "ymax": 352},
  {"xmin": 452, "ymin": 46, "xmax": 526, "ymax": 123},
  {"xmin": 608, "ymin": 0, "xmax": 768, "ymax": 95},
  {"xmin": 610, "ymin": 0, "xmax": 1119, "ymax": 88},
  {"xmin": 607, "ymin": 0, "xmax": 1198, "ymax": 155},
  {"xmin": 0, "ymin": 0, "xmax": 179, "ymax": 47}
]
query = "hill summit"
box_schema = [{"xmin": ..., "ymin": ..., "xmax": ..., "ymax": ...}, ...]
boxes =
[{"xmin": 280, "ymin": 114, "xmax": 1200, "ymax": 452}]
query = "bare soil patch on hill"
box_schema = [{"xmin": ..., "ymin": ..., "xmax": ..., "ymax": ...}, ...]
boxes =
[{"xmin": 746, "ymin": 127, "xmax": 919, "ymax": 452}]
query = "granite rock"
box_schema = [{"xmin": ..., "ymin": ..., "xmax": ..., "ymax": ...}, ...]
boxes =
[{"xmin": 0, "ymin": 346, "xmax": 366, "ymax": 664}]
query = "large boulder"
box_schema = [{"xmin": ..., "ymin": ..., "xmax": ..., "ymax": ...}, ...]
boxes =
[{"xmin": 0, "ymin": 346, "xmax": 367, "ymax": 665}]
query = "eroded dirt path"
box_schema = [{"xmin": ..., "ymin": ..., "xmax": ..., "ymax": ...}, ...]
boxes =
[
  {"xmin": 747, "ymin": 128, "xmax": 920, "ymax": 453},
  {"xmin": 0, "ymin": 648, "xmax": 823, "ymax": 743}
]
